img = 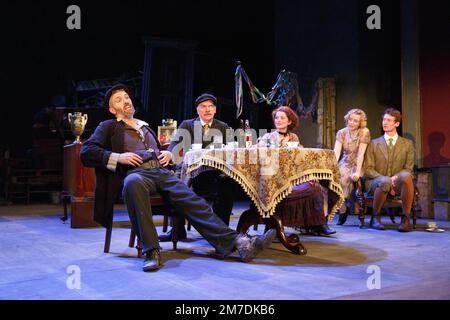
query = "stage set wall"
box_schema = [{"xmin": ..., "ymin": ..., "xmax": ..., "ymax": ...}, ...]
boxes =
[
  {"xmin": 419, "ymin": 1, "xmax": 450, "ymax": 168},
  {"xmin": 274, "ymin": 0, "xmax": 450, "ymax": 169}
]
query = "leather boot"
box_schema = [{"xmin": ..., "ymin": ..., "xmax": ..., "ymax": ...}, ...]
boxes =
[
  {"xmin": 370, "ymin": 212, "xmax": 386, "ymax": 230},
  {"xmin": 337, "ymin": 212, "xmax": 348, "ymax": 225},
  {"xmin": 235, "ymin": 229, "xmax": 276, "ymax": 262},
  {"xmin": 143, "ymin": 249, "xmax": 162, "ymax": 271},
  {"xmin": 309, "ymin": 224, "xmax": 336, "ymax": 236},
  {"xmin": 398, "ymin": 215, "xmax": 412, "ymax": 232}
]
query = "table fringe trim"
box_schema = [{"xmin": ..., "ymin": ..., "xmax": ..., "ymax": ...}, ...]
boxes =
[{"xmin": 186, "ymin": 157, "xmax": 344, "ymax": 220}]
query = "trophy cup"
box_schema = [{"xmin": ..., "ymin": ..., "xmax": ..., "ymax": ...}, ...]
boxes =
[{"xmin": 68, "ymin": 112, "xmax": 88, "ymax": 144}]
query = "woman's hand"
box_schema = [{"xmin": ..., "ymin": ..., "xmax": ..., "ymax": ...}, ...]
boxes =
[{"xmin": 350, "ymin": 172, "xmax": 360, "ymax": 182}]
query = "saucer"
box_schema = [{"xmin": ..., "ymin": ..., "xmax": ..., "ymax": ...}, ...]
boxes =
[{"xmin": 426, "ymin": 228, "xmax": 445, "ymax": 233}]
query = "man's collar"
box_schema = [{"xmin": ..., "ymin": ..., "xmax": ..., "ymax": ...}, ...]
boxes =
[
  {"xmin": 384, "ymin": 132, "xmax": 398, "ymax": 142},
  {"xmin": 199, "ymin": 118, "xmax": 213, "ymax": 126},
  {"xmin": 116, "ymin": 117, "xmax": 149, "ymax": 128}
]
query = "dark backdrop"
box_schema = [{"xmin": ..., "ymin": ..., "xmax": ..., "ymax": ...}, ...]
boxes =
[{"xmin": 2, "ymin": 0, "xmax": 275, "ymax": 156}]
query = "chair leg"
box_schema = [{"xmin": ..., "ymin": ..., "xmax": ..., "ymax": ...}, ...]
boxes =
[
  {"xmin": 170, "ymin": 215, "xmax": 178, "ymax": 250},
  {"xmin": 187, "ymin": 220, "xmax": 192, "ymax": 231},
  {"xmin": 413, "ymin": 187, "xmax": 419, "ymax": 229},
  {"xmin": 104, "ymin": 228, "xmax": 112, "ymax": 253},
  {"xmin": 136, "ymin": 239, "xmax": 143, "ymax": 258},
  {"xmin": 129, "ymin": 229, "xmax": 136, "ymax": 248},
  {"xmin": 163, "ymin": 216, "xmax": 169, "ymax": 233},
  {"xmin": 354, "ymin": 179, "xmax": 367, "ymax": 228},
  {"xmin": 388, "ymin": 208, "xmax": 396, "ymax": 224},
  {"xmin": 61, "ymin": 195, "xmax": 69, "ymax": 223}
]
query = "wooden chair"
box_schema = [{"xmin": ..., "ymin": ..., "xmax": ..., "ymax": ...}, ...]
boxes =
[
  {"xmin": 103, "ymin": 133, "xmax": 185, "ymax": 257},
  {"xmin": 355, "ymin": 177, "xmax": 419, "ymax": 228},
  {"xmin": 104, "ymin": 193, "xmax": 180, "ymax": 258}
]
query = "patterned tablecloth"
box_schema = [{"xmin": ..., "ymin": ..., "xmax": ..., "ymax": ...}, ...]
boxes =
[{"xmin": 181, "ymin": 147, "xmax": 344, "ymax": 220}]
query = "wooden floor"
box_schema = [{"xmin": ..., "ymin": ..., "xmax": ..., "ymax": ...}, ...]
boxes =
[{"xmin": 1, "ymin": 201, "xmax": 450, "ymax": 300}]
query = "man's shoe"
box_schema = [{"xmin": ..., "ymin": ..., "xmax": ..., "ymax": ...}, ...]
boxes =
[
  {"xmin": 309, "ymin": 224, "xmax": 336, "ymax": 236},
  {"xmin": 235, "ymin": 229, "xmax": 276, "ymax": 262},
  {"xmin": 370, "ymin": 215, "xmax": 386, "ymax": 230},
  {"xmin": 143, "ymin": 249, "xmax": 162, "ymax": 272},
  {"xmin": 158, "ymin": 228, "xmax": 187, "ymax": 242},
  {"xmin": 398, "ymin": 216, "xmax": 412, "ymax": 232}
]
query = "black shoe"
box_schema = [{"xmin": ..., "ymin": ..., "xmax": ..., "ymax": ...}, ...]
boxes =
[
  {"xmin": 158, "ymin": 228, "xmax": 187, "ymax": 242},
  {"xmin": 143, "ymin": 249, "xmax": 161, "ymax": 272},
  {"xmin": 337, "ymin": 213, "xmax": 348, "ymax": 225},
  {"xmin": 235, "ymin": 229, "xmax": 277, "ymax": 262},
  {"xmin": 309, "ymin": 225, "xmax": 336, "ymax": 236}
]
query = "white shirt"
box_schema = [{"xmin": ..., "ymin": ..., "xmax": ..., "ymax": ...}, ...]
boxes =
[
  {"xmin": 384, "ymin": 132, "xmax": 399, "ymax": 147},
  {"xmin": 199, "ymin": 119, "xmax": 213, "ymax": 127}
]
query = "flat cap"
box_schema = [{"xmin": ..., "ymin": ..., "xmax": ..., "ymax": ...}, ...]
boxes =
[{"xmin": 195, "ymin": 93, "xmax": 217, "ymax": 106}]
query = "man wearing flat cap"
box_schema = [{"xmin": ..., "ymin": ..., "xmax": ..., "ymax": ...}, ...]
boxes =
[
  {"xmin": 80, "ymin": 84, "xmax": 275, "ymax": 272},
  {"xmin": 160, "ymin": 93, "xmax": 237, "ymax": 241}
]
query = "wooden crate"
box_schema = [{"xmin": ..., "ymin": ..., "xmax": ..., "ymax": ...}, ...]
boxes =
[{"xmin": 417, "ymin": 171, "xmax": 433, "ymax": 218}]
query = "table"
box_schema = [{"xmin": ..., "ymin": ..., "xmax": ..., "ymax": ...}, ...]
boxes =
[
  {"xmin": 182, "ymin": 147, "xmax": 344, "ymax": 254},
  {"xmin": 62, "ymin": 143, "xmax": 97, "ymax": 228}
]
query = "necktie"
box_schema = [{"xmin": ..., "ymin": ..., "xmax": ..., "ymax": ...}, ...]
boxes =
[
  {"xmin": 203, "ymin": 124, "xmax": 209, "ymax": 135},
  {"xmin": 388, "ymin": 138, "xmax": 394, "ymax": 149}
]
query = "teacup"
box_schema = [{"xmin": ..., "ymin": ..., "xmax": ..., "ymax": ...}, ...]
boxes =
[
  {"xmin": 226, "ymin": 142, "xmax": 237, "ymax": 149},
  {"xmin": 427, "ymin": 222, "xmax": 437, "ymax": 229},
  {"xmin": 287, "ymin": 141, "xmax": 299, "ymax": 148}
]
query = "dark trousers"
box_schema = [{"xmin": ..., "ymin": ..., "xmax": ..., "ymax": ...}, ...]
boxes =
[
  {"xmin": 192, "ymin": 170, "xmax": 236, "ymax": 226},
  {"xmin": 122, "ymin": 167, "xmax": 238, "ymax": 255}
]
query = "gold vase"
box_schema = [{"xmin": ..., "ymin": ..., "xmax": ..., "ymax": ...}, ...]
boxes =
[{"xmin": 68, "ymin": 112, "xmax": 88, "ymax": 144}]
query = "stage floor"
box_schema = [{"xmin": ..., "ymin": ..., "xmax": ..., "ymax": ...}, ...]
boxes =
[{"xmin": 0, "ymin": 201, "xmax": 449, "ymax": 300}]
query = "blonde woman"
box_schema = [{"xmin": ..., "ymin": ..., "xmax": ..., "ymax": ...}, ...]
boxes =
[{"xmin": 334, "ymin": 108, "xmax": 371, "ymax": 226}]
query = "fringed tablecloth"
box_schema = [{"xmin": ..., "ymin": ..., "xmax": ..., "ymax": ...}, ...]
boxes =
[{"xmin": 181, "ymin": 147, "xmax": 344, "ymax": 220}]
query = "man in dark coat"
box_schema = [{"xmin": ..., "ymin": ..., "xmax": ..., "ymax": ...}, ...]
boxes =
[
  {"xmin": 159, "ymin": 93, "xmax": 237, "ymax": 241},
  {"xmin": 80, "ymin": 84, "xmax": 275, "ymax": 272}
]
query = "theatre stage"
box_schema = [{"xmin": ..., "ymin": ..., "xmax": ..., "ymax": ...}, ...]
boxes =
[{"xmin": 0, "ymin": 201, "xmax": 449, "ymax": 300}]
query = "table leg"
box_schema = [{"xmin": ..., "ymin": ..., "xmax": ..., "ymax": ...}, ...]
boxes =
[
  {"xmin": 236, "ymin": 208, "xmax": 307, "ymax": 255},
  {"xmin": 236, "ymin": 208, "xmax": 258, "ymax": 234},
  {"xmin": 268, "ymin": 215, "xmax": 307, "ymax": 255}
]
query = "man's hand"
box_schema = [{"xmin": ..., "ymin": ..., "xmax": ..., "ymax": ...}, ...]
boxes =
[
  {"xmin": 118, "ymin": 152, "xmax": 143, "ymax": 167},
  {"xmin": 158, "ymin": 150, "xmax": 173, "ymax": 166}
]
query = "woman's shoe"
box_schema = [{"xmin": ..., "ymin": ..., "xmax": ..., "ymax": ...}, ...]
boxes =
[
  {"xmin": 308, "ymin": 225, "xmax": 336, "ymax": 236},
  {"xmin": 337, "ymin": 212, "xmax": 348, "ymax": 225}
]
